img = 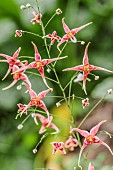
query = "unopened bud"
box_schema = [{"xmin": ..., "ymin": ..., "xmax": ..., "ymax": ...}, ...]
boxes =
[
  {"xmin": 95, "ymin": 76, "xmax": 99, "ymax": 80},
  {"xmin": 20, "ymin": 5, "xmax": 26, "ymax": 10},
  {"xmin": 46, "ymin": 68, "xmax": 51, "ymax": 73},
  {"xmin": 56, "ymin": 102, "xmax": 61, "ymax": 107},
  {"xmin": 17, "ymin": 124, "xmax": 23, "ymax": 130},
  {"xmin": 107, "ymin": 89, "xmax": 112, "ymax": 94},
  {"xmin": 56, "ymin": 8, "xmax": 62, "ymax": 15},
  {"xmin": 33, "ymin": 148, "xmax": 37, "ymax": 154},
  {"xmin": 81, "ymin": 41, "xmax": 85, "ymax": 45},
  {"xmin": 31, "ymin": 113, "xmax": 35, "ymax": 118},
  {"xmin": 26, "ymin": 3, "xmax": 31, "ymax": 8},
  {"xmin": 17, "ymin": 85, "xmax": 22, "ymax": 90}
]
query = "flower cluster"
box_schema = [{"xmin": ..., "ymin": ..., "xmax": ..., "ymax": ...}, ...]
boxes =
[{"xmin": 1, "ymin": 2, "xmax": 113, "ymax": 170}]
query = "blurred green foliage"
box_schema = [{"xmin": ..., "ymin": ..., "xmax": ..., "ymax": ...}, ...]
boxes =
[{"xmin": 0, "ymin": 0, "xmax": 113, "ymax": 169}]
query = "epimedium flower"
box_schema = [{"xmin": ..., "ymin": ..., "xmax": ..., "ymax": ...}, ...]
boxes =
[
  {"xmin": 31, "ymin": 12, "xmax": 42, "ymax": 25},
  {"xmin": 14, "ymin": 42, "xmax": 67, "ymax": 89},
  {"xmin": 17, "ymin": 103, "xmax": 28, "ymax": 115},
  {"xmin": 64, "ymin": 136, "xmax": 78, "ymax": 151},
  {"xmin": 45, "ymin": 31, "xmax": 61, "ymax": 45},
  {"xmin": 82, "ymin": 98, "xmax": 89, "ymax": 109},
  {"xmin": 57, "ymin": 18, "xmax": 92, "ymax": 50},
  {"xmin": 51, "ymin": 142, "xmax": 66, "ymax": 155},
  {"xmin": 2, "ymin": 65, "xmax": 31, "ymax": 90},
  {"xmin": 20, "ymin": 82, "xmax": 52, "ymax": 118},
  {"xmin": 0, "ymin": 47, "xmax": 27, "ymax": 80},
  {"xmin": 70, "ymin": 120, "xmax": 113, "ymax": 168},
  {"xmin": 32, "ymin": 113, "xmax": 59, "ymax": 134},
  {"xmin": 88, "ymin": 162, "xmax": 95, "ymax": 170},
  {"xmin": 63, "ymin": 42, "xmax": 113, "ymax": 94}
]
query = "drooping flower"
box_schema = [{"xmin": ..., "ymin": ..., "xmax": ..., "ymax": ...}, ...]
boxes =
[
  {"xmin": 64, "ymin": 136, "xmax": 78, "ymax": 151},
  {"xmin": 45, "ymin": 31, "xmax": 61, "ymax": 45},
  {"xmin": 82, "ymin": 98, "xmax": 89, "ymax": 109},
  {"xmin": 31, "ymin": 12, "xmax": 42, "ymax": 25},
  {"xmin": 88, "ymin": 162, "xmax": 95, "ymax": 170},
  {"xmin": 14, "ymin": 42, "xmax": 66, "ymax": 88},
  {"xmin": 20, "ymin": 83, "xmax": 51, "ymax": 118},
  {"xmin": 63, "ymin": 42, "xmax": 112, "ymax": 94},
  {"xmin": 51, "ymin": 142, "xmax": 66, "ymax": 154},
  {"xmin": 70, "ymin": 120, "xmax": 113, "ymax": 168},
  {"xmin": 57, "ymin": 18, "xmax": 92, "ymax": 50},
  {"xmin": 32, "ymin": 113, "xmax": 59, "ymax": 134}
]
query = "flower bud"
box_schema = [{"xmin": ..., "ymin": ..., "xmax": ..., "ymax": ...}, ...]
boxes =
[
  {"xmin": 56, "ymin": 102, "xmax": 61, "ymax": 107},
  {"xmin": 20, "ymin": 5, "xmax": 26, "ymax": 10},
  {"xmin": 81, "ymin": 41, "xmax": 85, "ymax": 45},
  {"xmin": 94, "ymin": 76, "xmax": 99, "ymax": 80},
  {"xmin": 17, "ymin": 124, "xmax": 23, "ymax": 130},
  {"xmin": 56, "ymin": 8, "xmax": 62, "ymax": 15},
  {"xmin": 107, "ymin": 89, "xmax": 112, "ymax": 94},
  {"xmin": 33, "ymin": 148, "xmax": 37, "ymax": 154},
  {"xmin": 17, "ymin": 85, "xmax": 22, "ymax": 90},
  {"xmin": 26, "ymin": 3, "xmax": 31, "ymax": 8}
]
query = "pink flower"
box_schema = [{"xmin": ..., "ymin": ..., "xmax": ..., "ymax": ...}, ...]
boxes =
[
  {"xmin": 82, "ymin": 98, "xmax": 89, "ymax": 109},
  {"xmin": 32, "ymin": 113, "xmax": 59, "ymax": 134},
  {"xmin": 31, "ymin": 12, "xmax": 42, "ymax": 25},
  {"xmin": 88, "ymin": 162, "xmax": 95, "ymax": 170},
  {"xmin": 64, "ymin": 136, "xmax": 78, "ymax": 151},
  {"xmin": 15, "ymin": 42, "xmax": 66, "ymax": 88},
  {"xmin": 70, "ymin": 120, "xmax": 113, "ymax": 167},
  {"xmin": 2, "ymin": 65, "xmax": 31, "ymax": 90},
  {"xmin": 0, "ymin": 47, "xmax": 24, "ymax": 80},
  {"xmin": 51, "ymin": 142, "xmax": 66, "ymax": 154},
  {"xmin": 63, "ymin": 42, "xmax": 112, "ymax": 94},
  {"xmin": 21, "ymin": 83, "xmax": 51, "ymax": 118},
  {"xmin": 57, "ymin": 18, "xmax": 92, "ymax": 50},
  {"xmin": 17, "ymin": 103, "xmax": 28, "ymax": 115},
  {"xmin": 45, "ymin": 31, "xmax": 61, "ymax": 45}
]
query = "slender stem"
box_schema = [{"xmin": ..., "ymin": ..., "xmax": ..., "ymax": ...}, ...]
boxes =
[
  {"xmin": 26, "ymin": 71, "xmax": 58, "ymax": 84},
  {"xmin": 77, "ymin": 93, "xmax": 108, "ymax": 128},
  {"xmin": 44, "ymin": 13, "xmax": 57, "ymax": 29},
  {"xmin": 22, "ymin": 31, "xmax": 42, "ymax": 38},
  {"xmin": 53, "ymin": 42, "xmax": 68, "ymax": 67},
  {"xmin": 21, "ymin": 113, "xmax": 31, "ymax": 125}
]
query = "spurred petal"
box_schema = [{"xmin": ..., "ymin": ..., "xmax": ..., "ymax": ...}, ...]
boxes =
[
  {"xmin": 70, "ymin": 36, "xmax": 77, "ymax": 43},
  {"xmin": 83, "ymin": 42, "xmax": 90, "ymax": 66},
  {"xmin": 2, "ymin": 79, "xmax": 17, "ymax": 90},
  {"xmin": 90, "ymin": 64, "xmax": 113, "ymax": 73},
  {"xmin": 70, "ymin": 128, "xmax": 89, "ymax": 137},
  {"xmin": 38, "ymin": 100, "xmax": 50, "ymax": 118},
  {"xmin": 49, "ymin": 122, "xmax": 59, "ymax": 134},
  {"xmin": 71, "ymin": 22, "xmax": 92, "ymax": 35},
  {"xmin": 42, "ymin": 56, "xmax": 67, "ymax": 66},
  {"xmin": 21, "ymin": 73, "xmax": 32, "ymax": 88},
  {"xmin": 2, "ymin": 67, "xmax": 11, "ymax": 81},
  {"xmin": 0, "ymin": 54, "xmax": 11, "ymax": 60},
  {"xmin": 99, "ymin": 140, "xmax": 113, "ymax": 156},
  {"xmin": 78, "ymin": 143, "xmax": 87, "ymax": 168},
  {"xmin": 13, "ymin": 47, "xmax": 21, "ymax": 60},
  {"xmin": 83, "ymin": 71, "xmax": 89, "ymax": 95},
  {"xmin": 39, "ymin": 125, "xmax": 46, "ymax": 134},
  {"xmin": 90, "ymin": 120, "xmax": 106, "ymax": 136},
  {"xmin": 57, "ymin": 34, "xmax": 68, "ymax": 50},
  {"xmin": 63, "ymin": 65, "xmax": 84, "ymax": 71},
  {"xmin": 88, "ymin": 162, "xmax": 95, "ymax": 170},
  {"xmin": 23, "ymin": 83, "xmax": 37, "ymax": 99},
  {"xmin": 62, "ymin": 18, "xmax": 71, "ymax": 33},
  {"xmin": 32, "ymin": 42, "xmax": 41, "ymax": 61},
  {"xmin": 38, "ymin": 88, "xmax": 51, "ymax": 100}
]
